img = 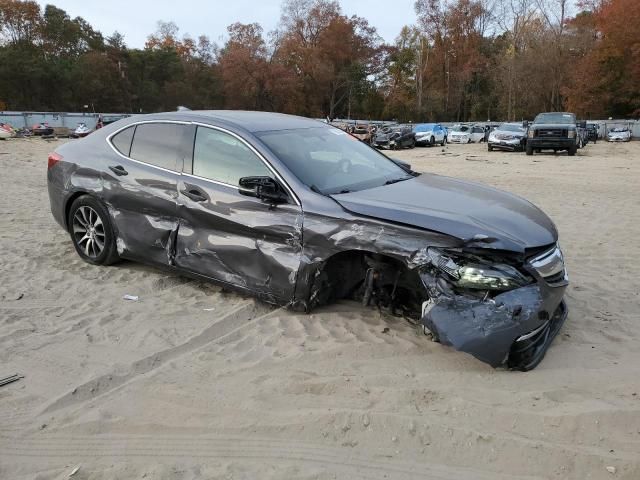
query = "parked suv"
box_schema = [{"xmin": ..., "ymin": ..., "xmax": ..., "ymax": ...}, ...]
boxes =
[{"xmin": 524, "ymin": 112, "xmax": 585, "ymax": 156}]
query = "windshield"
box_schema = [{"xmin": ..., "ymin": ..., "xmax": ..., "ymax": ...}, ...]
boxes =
[
  {"xmin": 534, "ymin": 113, "xmax": 576, "ymax": 124},
  {"xmin": 414, "ymin": 124, "xmax": 435, "ymax": 132},
  {"xmin": 451, "ymin": 125, "xmax": 469, "ymax": 133},
  {"xmin": 498, "ymin": 124, "xmax": 525, "ymax": 133},
  {"xmin": 257, "ymin": 127, "xmax": 413, "ymax": 195}
]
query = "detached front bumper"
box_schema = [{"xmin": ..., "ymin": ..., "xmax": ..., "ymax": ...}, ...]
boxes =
[{"xmin": 421, "ymin": 281, "xmax": 567, "ymax": 371}]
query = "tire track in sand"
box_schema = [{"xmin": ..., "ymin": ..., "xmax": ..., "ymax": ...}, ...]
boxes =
[{"xmin": 39, "ymin": 300, "xmax": 277, "ymax": 415}]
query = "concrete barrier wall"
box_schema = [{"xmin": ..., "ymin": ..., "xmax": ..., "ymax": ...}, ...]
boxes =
[{"xmin": 0, "ymin": 111, "xmax": 132, "ymax": 130}]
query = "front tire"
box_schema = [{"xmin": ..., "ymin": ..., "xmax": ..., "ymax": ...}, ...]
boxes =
[
  {"xmin": 488, "ymin": 144, "xmax": 493, "ymax": 151},
  {"xmin": 68, "ymin": 195, "xmax": 120, "ymax": 265},
  {"xmin": 568, "ymin": 145, "xmax": 577, "ymax": 156},
  {"xmin": 526, "ymin": 145, "xmax": 533, "ymax": 156}
]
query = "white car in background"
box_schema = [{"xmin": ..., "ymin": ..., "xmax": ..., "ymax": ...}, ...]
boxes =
[
  {"xmin": 606, "ymin": 127, "xmax": 632, "ymax": 142},
  {"xmin": 448, "ymin": 124, "xmax": 485, "ymax": 143},
  {"xmin": 413, "ymin": 123, "xmax": 447, "ymax": 146}
]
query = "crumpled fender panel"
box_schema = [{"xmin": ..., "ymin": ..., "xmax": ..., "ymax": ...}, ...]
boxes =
[{"xmin": 294, "ymin": 212, "xmax": 458, "ymax": 310}]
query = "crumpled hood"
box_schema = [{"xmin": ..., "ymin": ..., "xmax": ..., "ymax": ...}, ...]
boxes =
[
  {"xmin": 331, "ymin": 174, "xmax": 558, "ymax": 253},
  {"xmin": 375, "ymin": 132, "xmax": 398, "ymax": 142}
]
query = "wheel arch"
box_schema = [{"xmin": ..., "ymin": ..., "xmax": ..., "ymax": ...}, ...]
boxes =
[{"xmin": 301, "ymin": 248, "xmax": 424, "ymax": 314}]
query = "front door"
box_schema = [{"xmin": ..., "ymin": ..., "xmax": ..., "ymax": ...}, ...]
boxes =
[{"xmin": 175, "ymin": 125, "xmax": 303, "ymax": 302}]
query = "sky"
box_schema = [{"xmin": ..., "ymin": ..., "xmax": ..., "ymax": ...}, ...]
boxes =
[{"xmin": 35, "ymin": 0, "xmax": 418, "ymax": 47}]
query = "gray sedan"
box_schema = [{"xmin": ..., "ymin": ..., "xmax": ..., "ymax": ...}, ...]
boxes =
[{"xmin": 47, "ymin": 110, "xmax": 568, "ymax": 370}]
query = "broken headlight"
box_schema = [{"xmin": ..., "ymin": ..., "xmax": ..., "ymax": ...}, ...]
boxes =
[{"xmin": 426, "ymin": 248, "xmax": 531, "ymax": 291}]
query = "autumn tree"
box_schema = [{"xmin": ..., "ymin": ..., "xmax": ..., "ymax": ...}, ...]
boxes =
[
  {"xmin": 276, "ymin": 0, "xmax": 381, "ymax": 118},
  {"xmin": 566, "ymin": 0, "xmax": 640, "ymax": 118},
  {"xmin": 0, "ymin": 0, "xmax": 40, "ymax": 45}
]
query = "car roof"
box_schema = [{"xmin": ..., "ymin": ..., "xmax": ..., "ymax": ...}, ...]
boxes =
[{"xmin": 127, "ymin": 110, "xmax": 326, "ymax": 133}]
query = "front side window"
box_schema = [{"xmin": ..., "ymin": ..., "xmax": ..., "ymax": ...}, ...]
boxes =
[
  {"xmin": 129, "ymin": 123, "xmax": 186, "ymax": 171},
  {"xmin": 257, "ymin": 127, "xmax": 412, "ymax": 195},
  {"xmin": 192, "ymin": 127, "xmax": 270, "ymax": 185}
]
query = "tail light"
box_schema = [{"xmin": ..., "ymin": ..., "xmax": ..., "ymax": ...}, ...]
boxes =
[{"xmin": 48, "ymin": 152, "xmax": 62, "ymax": 169}]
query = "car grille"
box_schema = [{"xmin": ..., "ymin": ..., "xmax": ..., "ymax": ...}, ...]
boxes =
[
  {"xmin": 535, "ymin": 129, "xmax": 567, "ymax": 137},
  {"xmin": 528, "ymin": 244, "xmax": 567, "ymax": 286}
]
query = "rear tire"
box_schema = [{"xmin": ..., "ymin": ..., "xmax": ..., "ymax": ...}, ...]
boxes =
[{"xmin": 67, "ymin": 195, "xmax": 120, "ymax": 266}]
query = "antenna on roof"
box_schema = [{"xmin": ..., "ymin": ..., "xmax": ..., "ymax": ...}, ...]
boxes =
[{"xmin": 177, "ymin": 106, "xmax": 191, "ymax": 111}]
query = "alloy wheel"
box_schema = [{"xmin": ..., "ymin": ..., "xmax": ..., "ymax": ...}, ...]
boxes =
[{"xmin": 72, "ymin": 206, "xmax": 105, "ymax": 258}]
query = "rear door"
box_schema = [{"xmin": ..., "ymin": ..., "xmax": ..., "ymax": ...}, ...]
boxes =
[
  {"xmin": 175, "ymin": 124, "xmax": 303, "ymax": 302},
  {"xmin": 472, "ymin": 126, "xmax": 485, "ymax": 142},
  {"xmin": 104, "ymin": 121, "xmax": 190, "ymax": 265}
]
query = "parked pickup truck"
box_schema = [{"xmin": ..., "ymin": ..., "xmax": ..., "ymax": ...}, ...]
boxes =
[{"xmin": 524, "ymin": 112, "xmax": 585, "ymax": 156}]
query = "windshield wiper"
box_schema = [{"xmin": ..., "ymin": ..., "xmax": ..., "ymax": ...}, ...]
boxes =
[{"xmin": 384, "ymin": 176, "xmax": 411, "ymax": 186}]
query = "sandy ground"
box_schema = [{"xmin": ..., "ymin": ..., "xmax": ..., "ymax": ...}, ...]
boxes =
[{"xmin": 0, "ymin": 136, "xmax": 639, "ymax": 480}]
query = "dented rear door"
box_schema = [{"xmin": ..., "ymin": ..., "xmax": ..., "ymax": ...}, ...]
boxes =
[
  {"xmin": 103, "ymin": 121, "xmax": 190, "ymax": 265},
  {"xmin": 174, "ymin": 125, "xmax": 303, "ymax": 302}
]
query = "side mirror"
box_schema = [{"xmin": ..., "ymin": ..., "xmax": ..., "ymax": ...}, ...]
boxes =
[{"xmin": 239, "ymin": 176, "xmax": 287, "ymax": 204}]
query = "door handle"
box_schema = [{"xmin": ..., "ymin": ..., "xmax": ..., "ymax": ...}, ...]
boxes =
[
  {"xmin": 109, "ymin": 165, "xmax": 128, "ymax": 176},
  {"xmin": 180, "ymin": 188, "xmax": 208, "ymax": 202}
]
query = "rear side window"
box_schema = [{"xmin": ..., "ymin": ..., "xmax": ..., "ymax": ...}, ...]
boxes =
[
  {"xmin": 192, "ymin": 127, "xmax": 270, "ymax": 185},
  {"xmin": 129, "ymin": 123, "xmax": 186, "ymax": 171},
  {"xmin": 111, "ymin": 126, "xmax": 135, "ymax": 156}
]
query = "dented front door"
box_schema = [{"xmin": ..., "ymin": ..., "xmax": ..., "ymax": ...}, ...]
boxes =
[{"xmin": 174, "ymin": 125, "xmax": 303, "ymax": 302}]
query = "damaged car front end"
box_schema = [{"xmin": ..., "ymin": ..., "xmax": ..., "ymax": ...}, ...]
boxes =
[
  {"xmin": 416, "ymin": 245, "xmax": 567, "ymax": 370},
  {"xmin": 48, "ymin": 110, "xmax": 568, "ymax": 371}
]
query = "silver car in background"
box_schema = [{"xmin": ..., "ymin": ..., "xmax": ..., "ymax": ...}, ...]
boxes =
[
  {"xmin": 607, "ymin": 127, "xmax": 632, "ymax": 142},
  {"xmin": 488, "ymin": 123, "xmax": 527, "ymax": 151}
]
